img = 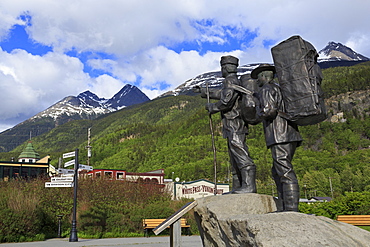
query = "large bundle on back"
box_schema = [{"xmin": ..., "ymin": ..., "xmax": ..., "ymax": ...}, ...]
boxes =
[{"xmin": 271, "ymin": 35, "xmax": 327, "ymax": 126}]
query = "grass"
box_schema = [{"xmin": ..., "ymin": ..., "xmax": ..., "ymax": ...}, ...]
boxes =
[{"xmin": 358, "ymin": 226, "xmax": 370, "ymax": 232}]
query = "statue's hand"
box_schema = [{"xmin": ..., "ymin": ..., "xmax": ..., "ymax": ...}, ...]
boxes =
[
  {"xmin": 192, "ymin": 86, "xmax": 201, "ymax": 93},
  {"xmin": 205, "ymin": 103, "xmax": 217, "ymax": 114}
]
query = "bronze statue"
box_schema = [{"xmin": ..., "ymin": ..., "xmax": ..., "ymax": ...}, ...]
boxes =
[
  {"xmin": 251, "ymin": 64, "xmax": 303, "ymax": 211},
  {"xmin": 198, "ymin": 55, "xmax": 257, "ymax": 194}
]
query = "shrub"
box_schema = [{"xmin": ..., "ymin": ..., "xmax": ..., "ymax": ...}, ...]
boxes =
[{"xmin": 0, "ymin": 177, "xmax": 196, "ymax": 242}]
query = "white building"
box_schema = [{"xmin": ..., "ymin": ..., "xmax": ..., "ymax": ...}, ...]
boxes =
[{"xmin": 167, "ymin": 179, "xmax": 230, "ymax": 200}]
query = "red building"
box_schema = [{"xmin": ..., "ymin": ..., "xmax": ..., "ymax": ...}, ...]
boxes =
[{"xmin": 84, "ymin": 169, "xmax": 165, "ymax": 184}]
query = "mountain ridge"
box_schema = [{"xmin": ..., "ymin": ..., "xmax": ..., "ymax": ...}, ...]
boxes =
[
  {"xmin": 31, "ymin": 84, "xmax": 149, "ymax": 122},
  {"xmin": 318, "ymin": 41, "xmax": 369, "ymax": 62},
  {"xmin": 0, "ymin": 84, "xmax": 149, "ymax": 152},
  {"xmin": 161, "ymin": 42, "xmax": 369, "ymax": 97}
]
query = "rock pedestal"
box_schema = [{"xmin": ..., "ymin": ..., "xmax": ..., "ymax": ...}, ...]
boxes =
[{"xmin": 194, "ymin": 193, "xmax": 370, "ymax": 247}]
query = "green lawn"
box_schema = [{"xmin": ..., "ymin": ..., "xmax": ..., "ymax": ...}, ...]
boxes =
[{"xmin": 358, "ymin": 226, "xmax": 370, "ymax": 232}]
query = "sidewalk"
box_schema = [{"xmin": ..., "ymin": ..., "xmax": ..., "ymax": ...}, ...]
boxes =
[{"xmin": 0, "ymin": 236, "xmax": 203, "ymax": 247}]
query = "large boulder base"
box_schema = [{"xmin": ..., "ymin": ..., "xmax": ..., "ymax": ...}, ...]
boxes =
[{"xmin": 194, "ymin": 193, "xmax": 370, "ymax": 247}]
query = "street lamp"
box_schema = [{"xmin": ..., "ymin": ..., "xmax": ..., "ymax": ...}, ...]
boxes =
[
  {"xmin": 304, "ymin": 184, "xmax": 307, "ymax": 199},
  {"xmin": 57, "ymin": 215, "xmax": 64, "ymax": 238},
  {"xmin": 329, "ymin": 177, "xmax": 334, "ymax": 198}
]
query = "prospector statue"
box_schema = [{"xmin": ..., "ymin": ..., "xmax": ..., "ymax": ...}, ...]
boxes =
[
  {"xmin": 197, "ymin": 55, "xmax": 258, "ymax": 194},
  {"xmin": 251, "ymin": 64, "xmax": 302, "ymax": 211}
]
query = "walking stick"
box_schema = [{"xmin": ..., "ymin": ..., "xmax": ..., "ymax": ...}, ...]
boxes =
[{"xmin": 206, "ymin": 82, "xmax": 218, "ymax": 195}]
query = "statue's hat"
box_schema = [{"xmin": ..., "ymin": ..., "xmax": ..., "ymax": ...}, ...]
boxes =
[
  {"xmin": 220, "ymin": 55, "xmax": 239, "ymax": 66},
  {"xmin": 251, "ymin": 64, "xmax": 276, "ymax": 79}
]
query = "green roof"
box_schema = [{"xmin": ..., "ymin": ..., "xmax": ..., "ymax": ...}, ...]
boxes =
[{"xmin": 18, "ymin": 142, "xmax": 40, "ymax": 159}]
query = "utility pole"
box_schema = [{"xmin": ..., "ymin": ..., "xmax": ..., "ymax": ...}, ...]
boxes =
[
  {"xmin": 329, "ymin": 177, "xmax": 334, "ymax": 198},
  {"xmin": 86, "ymin": 128, "xmax": 92, "ymax": 166},
  {"xmin": 58, "ymin": 157, "xmax": 62, "ymax": 169},
  {"xmin": 304, "ymin": 184, "xmax": 307, "ymax": 199},
  {"xmin": 69, "ymin": 149, "xmax": 79, "ymax": 242}
]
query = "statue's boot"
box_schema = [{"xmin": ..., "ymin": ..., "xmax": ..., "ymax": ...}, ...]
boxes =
[
  {"xmin": 273, "ymin": 176, "xmax": 284, "ymax": 211},
  {"xmin": 283, "ymin": 183, "xmax": 300, "ymax": 211},
  {"xmin": 223, "ymin": 173, "xmax": 240, "ymax": 194},
  {"xmin": 274, "ymin": 190, "xmax": 284, "ymax": 212},
  {"xmin": 232, "ymin": 166, "xmax": 256, "ymax": 194}
]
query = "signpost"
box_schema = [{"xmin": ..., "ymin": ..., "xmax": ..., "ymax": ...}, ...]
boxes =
[
  {"xmin": 69, "ymin": 149, "xmax": 79, "ymax": 242},
  {"xmin": 63, "ymin": 151, "xmax": 75, "ymax": 159},
  {"xmin": 51, "ymin": 177, "xmax": 74, "ymax": 182},
  {"xmin": 45, "ymin": 149, "xmax": 94, "ymax": 242},
  {"xmin": 64, "ymin": 159, "xmax": 75, "ymax": 167},
  {"xmin": 57, "ymin": 168, "xmax": 75, "ymax": 175},
  {"xmin": 45, "ymin": 182, "xmax": 74, "ymax": 187},
  {"xmin": 79, "ymin": 164, "xmax": 93, "ymax": 171}
]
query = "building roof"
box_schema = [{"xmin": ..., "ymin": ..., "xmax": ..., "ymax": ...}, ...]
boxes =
[
  {"xmin": 175, "ymin": 178, "xmax": 229, "ymax": 186},
  {"xmin": 18, "ymin": 142, "xmax": 40, "ymax": 160},
  {"xmin": 310, "ymin": 196, "xmax": 332, "ymax": 202}
]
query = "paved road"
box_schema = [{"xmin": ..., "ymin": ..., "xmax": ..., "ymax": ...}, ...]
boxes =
[{"xmin": 0, "ymin": 236, "xmax": 203, "ymax": 247}]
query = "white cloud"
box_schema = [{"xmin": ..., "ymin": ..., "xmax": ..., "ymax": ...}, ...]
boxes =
[
  {"xmin": 0, "ymin": 0, "xmax": 369, "ymax": 56},
  {"xmin": 346, "ymin": 33, "xmax": 370, "ymax": 56},
  {"xmin": 110, "ymin": 47, "xmax": 247, "ymax": 98},
  {"xmin": 0, "ymin": 49, "xmax": 90, "ymax": 119},
  {"xmin": 0, "ymin": 0, "xmax": 369, "ymax": 132},
  {"xmin": 90, "ymin": 74, "xmax": 125, "ymax": 99}
]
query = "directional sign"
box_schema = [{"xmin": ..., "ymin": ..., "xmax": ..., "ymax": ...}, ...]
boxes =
[
  {"xmin": 79, "ymin": 164, "xmax": 93, "ymax": 171},
  {"xmin": 45, "ymin": 182, "xmax": 74, "ymax": 188},
  {"xmin": 63, "ymin": 151, "xmax": 75, "ymax": 159},
  {"xmin": 51, "ymin": 177, "xmax": 74, "ymax": 182},
  {"xmin": 57, "ymin": 168, "xmax": 75, "ymax": 175},
  {"xmin": 64, "ymin": 159, "xmax": 75, "ymax": 167}
]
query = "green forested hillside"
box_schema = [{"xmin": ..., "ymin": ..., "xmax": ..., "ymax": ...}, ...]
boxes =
[
  {"xmin": 3, "ymin": 62, "xmax": 370, "ymax": 199},
  {"xmin": 322, "ymin": 61, "xmax": 370, "ymax": 97}
]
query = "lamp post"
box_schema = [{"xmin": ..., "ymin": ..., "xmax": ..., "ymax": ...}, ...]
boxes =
[
  {"xmin": 69, "ymin": 149, "xmax": 79, "ymax": 242},
  {"xmin": 329, "ymin": 177, "xmax": 334, "ymax": 198},
  {"xmin": 57, "ymin": 215, "xmax": 64, "ymax": 238},
  {"xmin": 304, "ymin": 184, "xmax": 307, "ymax": 199}
]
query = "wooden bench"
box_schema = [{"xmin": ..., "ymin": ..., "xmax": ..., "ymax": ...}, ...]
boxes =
[
  {"xmin": 142, "ymin": 218, "xmax": 190, "ymax": 237},
  {"xmin": 336, "ymin": 215, "xmax": 370, "ymax": 226}
]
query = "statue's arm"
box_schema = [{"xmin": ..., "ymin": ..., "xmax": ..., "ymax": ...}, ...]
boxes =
[
  {"xmin": 207, "ymin": 88, "xmax": 238, "ymax": 114},
  {"xmin": 258, "ymin": 86, "xmax": 278, "ymax": 120},
  {"xmin": 200, "ymin": 87, "xmax": 221, "ymax": 100}
]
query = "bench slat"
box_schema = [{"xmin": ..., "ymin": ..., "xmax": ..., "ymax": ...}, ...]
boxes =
[
  {"xmin": 336, "ymin": 215, "xmax": 370, "ymax": 226},
  {"xmin": 143, "ymin": 218, "xmax": 190, "ymax": 229}
]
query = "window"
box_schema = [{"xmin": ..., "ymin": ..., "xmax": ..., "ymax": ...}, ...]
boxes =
[
  {"xmin": 104, "ymin": 171, "xmax": 113, "ymax": 179},
  {"xmin": 151, "ymin": 178, "xmax": 159, "ymax": 184},
  {"xmin": 13, "ymin": 167, "xmax": 20, "ymax": 178},
  {"xmin": 31, "ymin": 168, "xmax": 38, "ymax": 178},
  {"xmin": 116, "ymin": 172, "xmax": 124, "ymax": 180}
]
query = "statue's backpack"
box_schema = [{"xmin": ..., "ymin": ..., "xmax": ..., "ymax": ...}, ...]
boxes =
[
  {"xmin": 229, "ymin": 74, "xmax": 261, "ymax": 125},
  {"xmin": 271, "ymin": 35, "xmax": 327, "ymax": 126}
]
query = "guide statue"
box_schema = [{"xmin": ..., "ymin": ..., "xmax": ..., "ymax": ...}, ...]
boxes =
[{"xmin": 196, "ymin": 55, "xmax": 258, "ymax": 194}]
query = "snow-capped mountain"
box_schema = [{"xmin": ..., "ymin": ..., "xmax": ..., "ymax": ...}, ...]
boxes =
[
  {"xmin": 162, "ymin": 42, "xmax": 369, "ymax": 97},
  {"xmin": 160, "ymin": 64, "xmax": 261, "ymax": 97},
  {"xmin": 0, "ymin": 84, "xmax": 150, "ymax": 152},
  {"xmin": 31, "ymin": 84, "xmax": 150, "ymax": 121},
  {"xmin": 318, "ymin": 42, "xmax": 369, "ymax": 62}
]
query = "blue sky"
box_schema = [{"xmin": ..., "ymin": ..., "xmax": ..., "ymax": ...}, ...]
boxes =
[{"xmin": 0, "ymin": 0, "xmax": 369, "ymax": 132}]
